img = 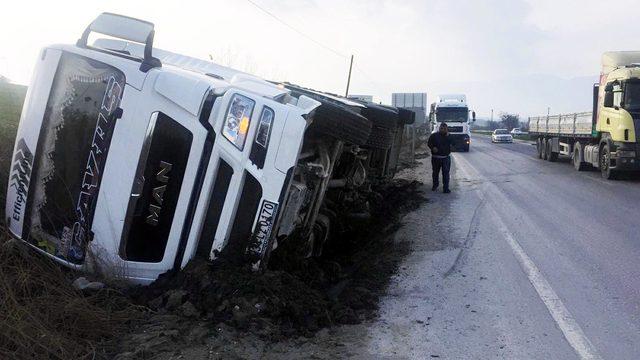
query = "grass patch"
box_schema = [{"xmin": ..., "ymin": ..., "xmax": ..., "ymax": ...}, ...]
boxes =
[
  {"xmin": 0, "ymin": 238, "xmax": 144, "ymax": 360},
  {"xmin": 0, "ymin": 82, "xmax": 26, "ymax": 226},
  {"xmin": 470, "ymin": 129, "xmax": 493, "ymax": 135}
]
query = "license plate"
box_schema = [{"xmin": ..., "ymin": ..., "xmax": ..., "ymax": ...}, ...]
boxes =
[{"xmin": 253, "ymin": 200, "xmax": 279, "ymax": 253}]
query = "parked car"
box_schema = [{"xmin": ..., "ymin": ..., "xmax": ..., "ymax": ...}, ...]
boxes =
[
  {"xmin": 510, "ymin": 128, "xmax": 525, "ymax": 136},
  {"xmin": 4, "ymin": 13, "xmax": 414, "ymax": 283},
  {"xmin": 492, "ymin": 129, "xmax": 513, "ymax": 143}
]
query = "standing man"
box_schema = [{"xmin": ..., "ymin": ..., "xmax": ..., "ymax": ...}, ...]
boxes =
[{"xmin": 427, "ymin": 123, "xmax": 452, "ymax": 193}]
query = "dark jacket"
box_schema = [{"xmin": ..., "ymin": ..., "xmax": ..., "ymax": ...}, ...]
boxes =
[{"xmin": 427, "ymin": 132, "xmax": 452, "ymax": 157}]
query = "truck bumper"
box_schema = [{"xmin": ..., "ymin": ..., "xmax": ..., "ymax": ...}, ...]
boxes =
[
  {"xmin": 610, "ymin": 142, "xmax": 640, "ymax": 171},
  {"xmin": 611, "ymin": 156, "xmax": 640, "ymax": 170},
  {"xmin": 449, "ymin": 134, "xmax": 470, "ymax": 150}
]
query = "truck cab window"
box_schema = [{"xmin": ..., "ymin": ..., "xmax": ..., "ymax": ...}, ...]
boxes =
[
  {"xmin": 624, "ymin": 82, "xmax": 640, "ymax": 110},
  {"xmin": 613, "ymin": 83, "xmax": 623, "ymax": 107}
]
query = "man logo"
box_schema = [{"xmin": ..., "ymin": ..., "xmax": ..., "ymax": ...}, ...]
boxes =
[{"xmin": 146, "ymin": 161, "xmax": 172, "ymax": 226}]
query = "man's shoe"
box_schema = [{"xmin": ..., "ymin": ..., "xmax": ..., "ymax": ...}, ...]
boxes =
[{"xmin": 443, "ymin": 189, "xmax": 451, "ymax": 193}]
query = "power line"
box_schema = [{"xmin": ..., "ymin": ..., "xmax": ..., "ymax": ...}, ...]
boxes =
[
  {"xmin": 244, "ymin": 0, "xmax": 348, "ymax": 59},
  {"xmin": 352, "ymin": 64, "xmax": 381, "ymax": 88},
  {"xmin": 243, "ymin": 0, "xmax": 392, "ymax": 98}
]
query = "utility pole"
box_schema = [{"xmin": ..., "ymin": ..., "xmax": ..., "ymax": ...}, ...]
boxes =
[
  {"xmin": 491, "ymin": 109, "xmax": 494, "ymax": 122},
  {"xmin": 345, "ymin": 55, "xmax": 354, "ymax": 97}
]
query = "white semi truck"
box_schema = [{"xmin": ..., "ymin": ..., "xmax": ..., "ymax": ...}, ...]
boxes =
[
  {"xmin": 4, "ymin": 13, "xmax": 414, "ymax": 283},
  {"xmin": 429, "ymin": 94, "xmax": 476, "ymax": 152}
]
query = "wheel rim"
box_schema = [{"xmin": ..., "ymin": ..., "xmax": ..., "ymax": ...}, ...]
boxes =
[{"xmin": 601, "ymin": 146, "xmax": 609, "ymax": 173}]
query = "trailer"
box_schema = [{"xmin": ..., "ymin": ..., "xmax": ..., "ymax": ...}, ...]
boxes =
[{"xmin": 529, "ymin": 112, "xmax": 595, "ymax": 167}]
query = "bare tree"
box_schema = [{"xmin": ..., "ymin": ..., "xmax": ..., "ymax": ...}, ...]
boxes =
[
  {"xmin": 487, "ymin": 120, "xmax": 500, "ymax": 130},
  {"xmin": 500, "ymin": 113, "xmax": 520, "ymax": 130}
]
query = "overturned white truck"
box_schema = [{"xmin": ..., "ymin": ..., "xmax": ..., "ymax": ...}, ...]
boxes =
[{"xmin": 5, "ymin": 13, "xmax": 413, "ymax": 283}]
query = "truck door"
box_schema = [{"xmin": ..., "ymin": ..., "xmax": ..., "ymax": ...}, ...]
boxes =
[{"xmin": 598, "ymin": 81, "xmax": 622, "ymax": 134}]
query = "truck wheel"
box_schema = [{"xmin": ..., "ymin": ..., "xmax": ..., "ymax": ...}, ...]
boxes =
[
  {"xmin": 600, "ymin": 142, "xmax": 618, "ymax": 180},
  {"xmin": 543, "ymin": 139, "xmax": 549, "ymax": 160},
  {"xmin": 361, "ymin": 105, "xmax": 399, "ymax": 130},
  {"xmin": 573, "ymin": 142, "xmax": 587, "ymax": 171},
  {"xmin": 312, "ymin": 103, "xmax": 372, "ymax": 145},
  {"xmin": 398, "ymin": 108, "xmax": 416, "ymax": 125},
  {"xmin": 361, "ymin": 105, "xmax": 401, "ymax": 149},
  {"xmin": 366, "ymin": 126, "xmax": 396, "ymax": 149},
  {"xmin": 536, "ymin": 138, "xmax": 543, "ymax": 159},
  {"xmin": 463, "ymin": 144, "xmax": 470, "ymax": 152},
  {"xmin": 546, "ymin": 139, "xmax": 558, "ymax": 162}
]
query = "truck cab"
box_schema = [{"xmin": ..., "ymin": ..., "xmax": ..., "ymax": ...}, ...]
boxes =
[
  {"xmin": 429, "ymin": 94, "xmax": 475, "ymax": 152},
  {"xmin": 5, "ymin": 13, "xmax": 417, "ymax": 284},
  {"xmin": 589, "ymin": 52, "xmax": 640, "ymax": 178},
  {"xmin": 4, "ymin": 13, "xmax": 321, "ymax": 283}
]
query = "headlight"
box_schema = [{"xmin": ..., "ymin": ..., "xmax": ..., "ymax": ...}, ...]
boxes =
[
  {"xmin": 617, "ymin": 150, "xmax": 636, "ymax": 158},
  {"xmin": 223, "ymin": 94, "xmax": 255, "ymax": 150}
]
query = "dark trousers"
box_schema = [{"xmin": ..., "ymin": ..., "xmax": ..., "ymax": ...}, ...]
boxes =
[{"xmin": 431, "ymin": 156, "xmax": 451, "ymax": 190}]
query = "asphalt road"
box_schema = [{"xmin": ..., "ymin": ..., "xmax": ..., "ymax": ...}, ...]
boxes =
[
  {"xmin": 424, "ymin": 134, "xmax": 640, "ymax": 359},
  {"xmin": 214, "ymin": 135, "xmax": 640, "ymax": 359}
]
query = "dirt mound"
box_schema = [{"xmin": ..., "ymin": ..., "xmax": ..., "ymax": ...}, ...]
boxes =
[
  {"xmin": 119, "ymin": 179, "xmax": 426, "ymax": 357},
  {"xmin": 0, "ymin": 180, "xmax": 425, "ymax": 359}
]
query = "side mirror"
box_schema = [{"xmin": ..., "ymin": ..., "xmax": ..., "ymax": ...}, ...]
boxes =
[
  {"xmin": 472, "ymin": 111, "xmax": 476, "ymax": 122},
  {"xmin": 604, "ymin": 91, "xmax": 614, "ymax": 108}
]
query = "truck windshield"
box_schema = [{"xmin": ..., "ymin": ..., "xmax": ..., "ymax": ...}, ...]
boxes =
[
  {"xmin": 25, "ymin": 52, "xmax": 125, "ymax": 264},
  {"xmin": 436, "ymin": 108, "xmax": 468, "ymax": 122},
  {"xmin": 624, "ymin": 82, "xmax": 640, "ymax": 110}
]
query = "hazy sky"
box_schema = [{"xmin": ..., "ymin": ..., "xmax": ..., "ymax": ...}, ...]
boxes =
[{"xmin": 2, "ymin": 0, "xmax": 640, "ymax": 118}]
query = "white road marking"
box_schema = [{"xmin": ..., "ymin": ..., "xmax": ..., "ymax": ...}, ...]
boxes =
[{"xmin": 453, "ymin": 154, "xmax": 603, "ymax": 360}]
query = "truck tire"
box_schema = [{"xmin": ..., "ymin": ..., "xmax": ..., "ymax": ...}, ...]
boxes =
[
  {"xmin": 546, "ymin": 139, "xmax": 558, "ymax": 162},
  {"xmin": 600, "ymin": 142, "xmax": 618, "ymax": 180},
  {"xmin": 463, "ymin": 144, "xmax": 470, "ymax": 152},
  {"xmin": 361, "ymin": 105, "xmax": 399, "ymax": 130},
  {"xmin": 366, "ymin": 126, "xmax": 396, "ymax": 149},
  {"xmin": 537, "ymin": 138, "xmax": 543, "ymax": 159},
  {"xmin": 312, "ymin": 103, "xmax": 372, "ymax": 145},
  {"xmin": 398, "ymin": 108, "xmax": 416, "ymax": 125},
  {"xmin": 543, "ymin": 138, "xmax": 549, "ymax": 160},
  {"xmin": 573, "ymin": 142, "xmax": 588, "ymax": 171}
]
